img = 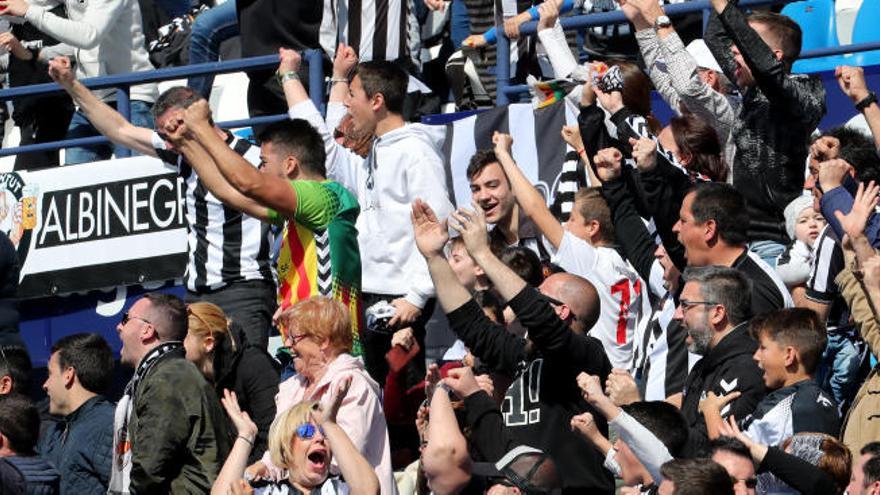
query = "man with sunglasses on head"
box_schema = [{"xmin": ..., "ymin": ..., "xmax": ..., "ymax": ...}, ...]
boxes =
[
  {"xmin": 674, "ymin": 266, "xmax": 764, "ymax": 458},
  {"xmin": 110, "ymin": 292, "xmax": 230, "ymax": 494},
  {"xmin": 46, "ymin": 57, "xmax": 276, "ymax": 352}
]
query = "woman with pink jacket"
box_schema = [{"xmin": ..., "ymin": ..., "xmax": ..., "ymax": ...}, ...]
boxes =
[{"xmin": 245, "ymin": 297, "xmax": 397, "ymax": 495}]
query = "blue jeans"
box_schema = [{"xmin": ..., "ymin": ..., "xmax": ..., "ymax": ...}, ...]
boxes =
[
  {"xmin": 816, "ymin": 330, "xmax": 866, "ymax": 411},
  {"xmin": 64, "ymin": 100, "xmax": 155, "ymax": 165},
  {"xmin": 187, "ymin": 0, "xmax": 239, "ymax": 99},
  {"xmin": 748, "ymin": 240, "xmax": 786, "ymax": 268}
]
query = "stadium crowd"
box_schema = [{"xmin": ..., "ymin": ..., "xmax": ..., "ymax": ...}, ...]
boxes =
[{"xmin": 0, "ymin": 0, "xmax": 880, "ymax": 493}]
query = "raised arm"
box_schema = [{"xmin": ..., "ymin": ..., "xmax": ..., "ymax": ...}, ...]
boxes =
[
  {"xmin": 211, "ymin": 390, "xmax": 259, "ymax": 495},
  {"xmin": 422, "ymin": 369, "xmax": 474, "ymax": 494},
  {"xmin": 183, "ymin": 100, "xmax": 300, "ymax": 218},
  {"xmin": 837, "ymin": 66, "xmax": 880, "ymax": 153},
  {"xmin": 493, "ymin": 132, "xmax": 565, "ymax": 248},
  {"xmin": 47, "ymin": 56, "xmax": 156, "ymax": 156}
]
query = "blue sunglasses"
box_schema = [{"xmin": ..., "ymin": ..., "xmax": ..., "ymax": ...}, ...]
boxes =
[{"xmin": 296, "ymin": 423, "xmax": 325, "ymax": 439}]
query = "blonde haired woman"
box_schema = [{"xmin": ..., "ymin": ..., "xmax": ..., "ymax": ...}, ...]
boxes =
[
  {"xmin": 246, "ymin": 296, "xmax": 395, "ymax": 494},
  {"xmin": 185, "ymin": 301, "xmax": 280, "ymax": 463},
  {"xmin": 212, "ymin": 378, "xmax": 379, "ymax": 495}
]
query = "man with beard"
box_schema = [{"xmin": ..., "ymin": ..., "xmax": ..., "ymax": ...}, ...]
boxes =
[{"xmin": 675, "ymin": 265, "xmax": 764, "ymax": 457}]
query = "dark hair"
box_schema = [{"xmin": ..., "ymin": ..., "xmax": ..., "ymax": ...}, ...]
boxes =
[
  {"xmin": 747, "ymin": 11, "xmax": 803, "ymax": 68},
  {"xmin": 353, "ymin": 61, "xmax": 409, "ymax": 114},
  {"xmin": 690, "ymin": 182, "xmax": 749, "ymax": 246},
  {"xmin": 475, "ymin": 289, "xmax": 505, "ymax": 324},
  {"xmin": 574, "ymin": 188, "xmax": 615, "ymax": 243},
  {"xmin": 750, "ymin": 308, "xmax": 826, "ymax": 374},
  {"xmin": 499, "ymin": 247, "xmax": 544, "ymax": 287},
  {"xmin": 865, "ymin": 456, "xmax": 880, "ymax": 488},
  {"xmin": 622, "ymin": 401, "xmax": 689, "ymax": 457},
  {"xmin": 669, "ymin": 114, "xmax": 729, "ymax": 182},
  {"xmin": 0, "ymin": 346, "xmax": 31, "ymax": 395},
  {"xmin": 709, "ymin": 436, "xmax": 753, "ymax": 461},
  {"xmin": 660, "ymin": 458, "xmax": 734, "ymax": 495},
  {"xmin": 257, "ymin": 119, "xmax": 327, "ymax": 178},
  {"xmin": 682, "ymin": 266, "xmax": 753, "ymax": 326},
  {"xmin": 51, "ymin": 333, "xmax": 115, "ymax": 394},
  {"xmin": 820, "ymin": 127, "xmax": 880, "ymax": 184},
  {"xmin": 466, "ymin": 150, "xmax": 502, "ymax": 182},
  {"xmin": 152, "ymin": 86, "xmax": 203, "ymax": 119},
  {"xmin": 0, "ymin": 394, "xmax": 39, "ymax": 455},
  {"xmin": 142, "ymin": 292, "xmax": 188, "ymax": 342},
  {"xmin": 608, "ymin": 60, "xmax": 660, "ymax": 132},
  {"xmin": 782, "ymin": 433, "xmax": 851, "ymax": 495},
  {"xmin": 862, "ymin": 442, "xmax": 880, "ymax": 459}
]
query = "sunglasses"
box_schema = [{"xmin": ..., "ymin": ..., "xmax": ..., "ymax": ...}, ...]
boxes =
[
  {"xmin": 120, "ymin": 312, "xmax": 152, "ymax": 326},
  {"xmin": 296, "ymin": 423, "xmax": 325, "ymax": 439},
  {"xmin": 733, "ymin": 477, "xmax": 758, "ymax": 489}
]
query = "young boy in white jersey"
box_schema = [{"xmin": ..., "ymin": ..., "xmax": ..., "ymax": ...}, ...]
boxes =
[{"xmin": 492, "ymin": 132, "xmax": 649, "ymax": 369}]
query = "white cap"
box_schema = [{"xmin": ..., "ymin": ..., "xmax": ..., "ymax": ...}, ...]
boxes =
[{"xmin": 686, "ymin": 39, "xmax": 724, "ymax": 74}]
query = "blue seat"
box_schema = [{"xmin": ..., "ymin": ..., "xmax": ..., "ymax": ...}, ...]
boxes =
[
  {"xmin": 850, "ymin": 0, "xmax": 880, "ymax": 67},
  {"xmin": 784, "ymin": 0, "xmax": 846, "ymax": 73}
]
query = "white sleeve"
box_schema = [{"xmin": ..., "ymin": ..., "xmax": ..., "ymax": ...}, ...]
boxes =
[
  {"xmin": 25, "ymin": 0, "xmax": 124, "ymax": 49},
  {"xmin": 610, "ymin": 411, "xmax": 673, "ymax": 483},
  {"xmin": 289, "ymin": 100, "xmax": 361, "ymax": 193}
]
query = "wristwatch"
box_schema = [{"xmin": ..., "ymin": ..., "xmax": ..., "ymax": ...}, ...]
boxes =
[
  {"xmin": 855, "ymin": 91, "xmax": 878, "ymax": 112},
  {"xmin": 654, "ymin": 15, "xmax": 672, "ymax": 30},
  {"xmin": 276, "ymin": 70, "xmax": 299, "ymax": 85}
]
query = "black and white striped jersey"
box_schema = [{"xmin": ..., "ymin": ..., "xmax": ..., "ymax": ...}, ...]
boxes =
[
  {"xmin": 319, "ymin": 0, "xmax": 419, "ymax": 64},
  {"xmin": 152, "ymin": 132, "xmax": 274, "ymax": 292},
  {"xmin": 806, "ymin": 225, "xmax": 850, "ymax": 331}
]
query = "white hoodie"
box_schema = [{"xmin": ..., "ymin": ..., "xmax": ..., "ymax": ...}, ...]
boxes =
[{"xmin": 292, "ymin": 100, "xmax": 453, "ymax": 308}]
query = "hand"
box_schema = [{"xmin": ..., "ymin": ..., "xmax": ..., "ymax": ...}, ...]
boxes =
[
  {"xmin": 580, "ymin": 75, "xmax": 596, "ymax": 106},
  {"xmin": 244, "ymin": 461, "xmax": 269, "ymax": 483},
  {"xmin": 161, "ymin": 119, "xmax": 192, "ymax": 147},
  {"xmin": 463, "ymin": 34, "xmax": 487, "ymax": 49},
  {"xmin": 504, "ymin": 15, "xmax": 524, "ymax": 40},
  {"xmin": 474, "ymin": 374, "xmax": 495, "ymax": 397},
  {"xmin": 594, "ymin": 147, "xmax": 623, "ymax": 182},
  {"xmin": 0, "ymin": 0, "xmax": 30, "ymax": 17},
  {"xmin": 629, "ymin": 137, "xmax": 657, "ymax": 172},
  {"xmin": 425, "ymin": 363, "xmax": 442, "ymax": 399},
  {"xmin": 313, "ymin": 375, "xmax": 351, "ymax": 425},
  {"xmin": 487, "ymin": 485, "xmax": 520, "ymax": 495},
  {"xmin": 415, "ymin": 403, "xmax": 430, "ymax": 443},
  {"xmin": 332, "ymin": 43, "xmax": 358, "ymax": 79},
  {"xmin": 449, "ymin": 205, "xmax": 491, "ymax": 259},
  {"xmin": 389, "ymin": 298, "xmax": 421, "ymax": 328},
  {"xmin": 863, "ymin": 255, "xmax": 880, "ymax": 293},
  {"xmin": 424, "ymin": 0, "xmax": 447, "ymax": 11},
  {"xmin": 0, "ymin": 32, "xmax": 30, "ymax": 60},
  {"xmin": 698, "ymin": 390, "xmax": 741, "ymax": 415},
  {"xmin": 391, "ymin": 327, "xmax": 415, "ymax": 351},
  {"xmin": 492, "ymin": 131, "xmax": 514, "ymax": 157},
  {"xmin": 443, "ymin": 366, "xmax": 481, "ymax": 398},
  {"xmin": 411, "ymin": 198, "xmax": 450, "ymax": 259},
  {"xmin": 570, "ymin": 412, "xmax": 601, "ymax": 441},
  {"xmin": 595, "ymin": 86, "xmax": 624, "ymax": 114},
  {"xmin": 835, "ymin": 181, "xmax": 879, "ymax": 240},
  {"xmin": 47, "ymin": 56, "xmax": 75, "ymax": 87},
  {"xmin": 717, "ymin": 415, "xmax": 767, "ymax": 463},
  {"xmin": 605, "ymin": 369, "xmax": 640, "ymax": 406},
  {"xmin": 278, "ymin": 47, "xmax": 302, "ymax": 74},
  {"xmin": 230, "ymin": 479, "xmax": 255, "ymax": 495},
  {"xmin": 561, "ymin": 125, "xmax": 584, "ymax": 151},
  {"xmin": 810, "ymin": 136, "xmax": 841, "ymax": 166},
  {"xmin": 220, "ymin": 389, "xmax": 258, "ymax": 440},
  {"xmin": 835, "ymin": 65, "xmax": 871, "ymax": 104},
  {"xmin": 576, "ymin": 372, "xmax": 605, "ymax": 404},
  {"xmin": 537, "ymin": 0, "xmax": 559, "ymax": 31},
  {"xmin": 182, "ymin": 99, "xmax": 213, "ymax": 130},
  {"xmin": 818, "ymin": 158, "xmax": 853, "ymax": 193}
]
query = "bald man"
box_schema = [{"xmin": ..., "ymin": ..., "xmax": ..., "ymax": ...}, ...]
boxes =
[{"xmin": 411, "ymin": 199, "xmax": 615, "ymax": 494}]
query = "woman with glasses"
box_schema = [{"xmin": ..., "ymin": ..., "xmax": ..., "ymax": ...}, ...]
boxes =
[
  {"xmin": 184, "ymin": 302, "xmax": 280, "ymax": 464},
  {"xmin": 246, "ymin": 296, "xmax": 395, "ymax": 494},
  {"xmin": 212, "ymin": 378, "xmax": 379, "ymax": 495}
]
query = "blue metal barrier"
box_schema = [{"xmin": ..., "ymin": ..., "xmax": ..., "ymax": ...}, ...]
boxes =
[{"xmin": 0, "ymin": 49, "xmax": 325, "ymax": 157}]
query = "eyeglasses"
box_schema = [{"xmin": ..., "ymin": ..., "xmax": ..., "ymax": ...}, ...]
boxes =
[
  {"xmin": 288, "ymin": 333, "xmax": 310, "ymax": 346},
  {"xmin": 679, "ymin": 299, "xmax": 719, "ymax": 312},
  {"xmin": 120, "ymin": 312, "xmax": 152, "ymax": 326},
  {"xmin": 295, "ymin": 423, "xmax": 325, "ymax": 439},
  {"xmin": 732, "ymin": 476, "xmax": 758, "ymax": 489}
]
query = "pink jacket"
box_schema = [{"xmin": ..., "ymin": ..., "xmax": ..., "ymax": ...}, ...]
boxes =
[{"xmin": 260, "ymin": 353, "xmax": 397, "ymax": 494}]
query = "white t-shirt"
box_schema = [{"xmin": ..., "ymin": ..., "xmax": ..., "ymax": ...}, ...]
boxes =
[{"xmin": 551, "ymin": 231, "xmax": 650, "ymax": 369}]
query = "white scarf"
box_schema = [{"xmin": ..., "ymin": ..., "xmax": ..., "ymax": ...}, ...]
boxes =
[{"xmin": 108, "ymin": 342, "xmax": 182, "ymax": 494}]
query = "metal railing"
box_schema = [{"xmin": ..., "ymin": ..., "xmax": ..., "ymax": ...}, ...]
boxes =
[
  {"xmin": 0, "ymin": 49, "xmax": 325, "ymax": 157},
  {"xmin": 494, "ymin": 0, "xmax": 880, "ymax": 103}
]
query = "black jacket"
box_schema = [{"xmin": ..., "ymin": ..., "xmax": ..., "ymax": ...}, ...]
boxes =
[
  {"xmin": 212, "ymin": 325, "xmax": 279, "ymax": 464},
  {"xmin": 681, "ymin": 323, "xmax": 766, "ymax": 457},
  {"xmin": 4, "ymin": 456, "xmax": 60, "ymax": 495},
  {"xmin": 447, "ymin": 287, "xmax": 614, "ymax": 494}
]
